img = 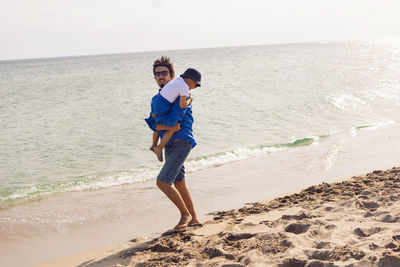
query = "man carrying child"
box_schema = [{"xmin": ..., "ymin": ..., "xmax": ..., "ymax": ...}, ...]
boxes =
[{"xmin": 145, "ymin": 57, "xmax": 202, "ymax": 229}]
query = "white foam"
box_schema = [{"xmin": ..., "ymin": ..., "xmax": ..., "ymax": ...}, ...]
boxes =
[
  {"xmin": 330, "ymin": 93, "xmax": 369, "ymax": 111},
  {"xmin": 0, "ymin": 139, "xmax": 325, "ymax": 203},
  {"xmin": 186, "ymin": 146, "xmax": 284, "ymax": 172},
  {"xmin": 351, "ymin": 121, "xmax": 396, "ymax": 137},
  {"xmin": 309, "ymin": 144, "xmax": 339, "ymax": 171},
  {"xmin": 365, "ymin": 85, "xmax": 400, "ymax": 101},
  {"xmin": 1, "ymin": 168, "xmax": 160, "ymax": 203}
]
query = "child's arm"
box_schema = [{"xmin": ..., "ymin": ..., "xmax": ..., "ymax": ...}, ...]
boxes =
[
  {"xmin": 179, "ymin": 95, "xmax": 193, "ymax": 109},
  {"xmin": 157, "ymin": 98, "xmax": 188, "ymax": 127}
]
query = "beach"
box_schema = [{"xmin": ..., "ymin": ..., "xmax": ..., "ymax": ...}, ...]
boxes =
[
  {"xmin": 1, "ymin": 41, "xmax": 400, "ymax": 267},
  {"xmin": 38, "ymin": 166, "xmax": 400, "ymax": 267}
]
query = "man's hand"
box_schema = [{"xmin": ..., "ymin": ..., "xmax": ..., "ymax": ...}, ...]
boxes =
[
  {"xmin": 172, "ymin": 123, "xmax": 181, "ymax": 132},
  {"xmin": 188, "ymin": 94, "xmax": 193, "ymax": 105}
]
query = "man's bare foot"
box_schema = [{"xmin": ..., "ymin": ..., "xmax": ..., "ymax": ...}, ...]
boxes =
[
  {"xmin": 174, "ymin": 215, "xmax": 191, "ymax": 230},
  {"xmin": 188, "ymin": 218, "xmax": 202, "ymax": 227},
  {"xmin": 154, "ymin": 146, "xmax": 163, "ymax": 162},
  {"xmin": 189, "ymin": 218, "xmax": 200, "ymax": 224},
  {"xmin": 150, "ymin": 145, "xmax": 155, "ymax": 152}
]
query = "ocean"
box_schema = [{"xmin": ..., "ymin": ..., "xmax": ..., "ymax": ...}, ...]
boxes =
[{"xmin": 1, "ymin": 40, "xmax": 400, "ymax": 266}]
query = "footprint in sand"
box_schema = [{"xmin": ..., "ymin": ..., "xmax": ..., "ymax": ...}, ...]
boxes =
[
  {"xmin": 380, "ymin": 214, "xmax": 400, "ymax": 223},
  {"xmin": 314, "ymin": 241, "xmax": 331, "ymax": 249},
  {"xmin": 362, "ymin": 201, "xmax": 380, "ymax": 211},
  {"xmin": 204, "ymin": 246, "xmax": 234, "ymax": 260},
  {"xmin": 278, "ymin": 258, "xmax": 307, "ymax": 267},
  {"xmin": 148, "ymin": 238, "xmax": 178, "ymax": 253},
  {"xmin": 385, "ymin": 242, "xmax": 400, "ymax": 251},
  {"xmin": 307, "ymin": 249, "xmax": 335, "ymax": 261},
  {"xmin": 378, "ymin": 255, "xmax": 400, "ymax": 266},
  {"xmin": 363, "ymin": 211, "xmax": 374, "ymax": 217},
  {"xmin": 353, "ymin": 227, "xmax": 383, "ymax": 237},
  {"xmin": 389, "ymin": 195, "xmax": 400, "ymax": 201},
  {"xmin": 306, "ymin": 260, "xmax": 339, "ymax": 267},
  {"xmin": 281, "ymin": 212, "xmax": 313, "ymax": 221},
  {"xmin": 284, "ymin": 223, "xmax": 311, "ymax": 234},
  {"xmin": 307, "ymin": 245, "xmax": 365, "ymax": 262},
  {"xmin": 324, "ymin": 224, "xmax": 336, "ymax": 230},
  {"xmin": 225, "ymin": 232, "xmax": 256, "ymax": 241}
]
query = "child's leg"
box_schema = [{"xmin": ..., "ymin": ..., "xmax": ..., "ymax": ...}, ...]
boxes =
[
  {"xmin": 153, "ymin": 129, "xmax": 176, "ymax": 162},
  {"xmin": 150, "ymin": 131, "xmax": 159, "ymax": 152}
]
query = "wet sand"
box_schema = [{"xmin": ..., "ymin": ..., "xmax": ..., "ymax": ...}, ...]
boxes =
[{"xmin": 40, "ymin": 167, "xmax": 400, "ymax": 267}]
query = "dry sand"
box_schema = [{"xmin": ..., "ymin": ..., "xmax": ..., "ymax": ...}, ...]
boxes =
[{"xmin": 40, "ymin": 167, "xmax": 400, "ymax": 267}]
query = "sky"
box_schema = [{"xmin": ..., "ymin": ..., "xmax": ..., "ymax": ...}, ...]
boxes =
[{"xmin": 1, "ymin": 0, "xmax": 400, "ymax": 61}]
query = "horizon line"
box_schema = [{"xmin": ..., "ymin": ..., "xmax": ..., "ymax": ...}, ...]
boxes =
[
  {"xmin": 0, "ymin": 40, "xmax": 341, "ymax": 63},
  {"xmin": 0, "ymin": 37, "xmax": 395, "ymax": 63}
]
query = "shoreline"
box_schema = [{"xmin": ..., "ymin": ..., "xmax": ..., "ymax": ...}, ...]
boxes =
[{"xmin": 38, "ymin": 166, "xmax": 400, "ymax": 267}]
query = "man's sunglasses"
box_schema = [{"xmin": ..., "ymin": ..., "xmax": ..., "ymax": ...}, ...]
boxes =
[{"xmin": 154, "ymin": 71, "xmax": 169, "ymax": 77}]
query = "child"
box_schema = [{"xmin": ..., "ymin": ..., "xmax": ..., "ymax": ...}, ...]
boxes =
[{"xmin": 145, "ymin": 68, "xmax": 201, "ymax": 162}]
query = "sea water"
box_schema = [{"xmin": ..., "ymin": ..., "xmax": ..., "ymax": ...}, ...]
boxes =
[{"xmin": 1, "ymin": 40, "xmax": 400, "ymax": 206}]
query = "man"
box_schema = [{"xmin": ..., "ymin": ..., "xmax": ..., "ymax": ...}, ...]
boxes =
[{"xmin": 151, "ymin": 57, "xmax": 201, "ymax": 230}]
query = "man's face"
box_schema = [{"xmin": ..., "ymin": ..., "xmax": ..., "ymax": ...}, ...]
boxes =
[{"xmin": 154, "ymin": 66, "xmax": 172, "ymax": 87}]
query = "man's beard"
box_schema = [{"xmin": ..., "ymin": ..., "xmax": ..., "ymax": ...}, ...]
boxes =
[{"xmin": 158, "ymin": 80, "xmax": 167, "ymax": 87}]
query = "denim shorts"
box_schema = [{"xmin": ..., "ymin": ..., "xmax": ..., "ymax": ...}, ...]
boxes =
[{"xmin": 157, "ymin": 139, "xmax": 192, "ymax": 185}]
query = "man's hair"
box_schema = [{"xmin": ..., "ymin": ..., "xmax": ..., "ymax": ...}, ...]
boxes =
[{"xmin": 153, "ymin": 56, "xmax": 175, "ymax": 78}]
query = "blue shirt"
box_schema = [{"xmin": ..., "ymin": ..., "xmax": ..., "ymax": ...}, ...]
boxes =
[
  {"xmin": 145, "ymin": 93, "xmax": 184, "ymax": 129},
  {"xmin": 161, "ymin": 99, "xmax": 196, "ymax": 148},
  {"xmin": 150, "ymin": 93, "xmax": 172, "ymax": 118},
  {"xmin": 145, "ymin": 96, "xmax": 196, "ymax": 148}
]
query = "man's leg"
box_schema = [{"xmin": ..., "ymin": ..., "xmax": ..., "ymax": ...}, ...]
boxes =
[
  {"xmin": 156, "ymin": 140, "xmax": 193, "ymax": 229},
  {"xmin": 156, "ymin": 180, "xmax": 191, "ymax": 229},
  {"xmin": 174, "ymin": 180, "xmax": 200, "ymax": 225}
]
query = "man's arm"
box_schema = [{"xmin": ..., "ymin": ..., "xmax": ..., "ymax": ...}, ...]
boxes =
[{"xmin": 155, "ymin": 123, "xmax": 180, "ymax": 131}]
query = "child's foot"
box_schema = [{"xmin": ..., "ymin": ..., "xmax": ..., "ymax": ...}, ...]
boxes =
[{"xmin": 153, "ymin": 146, "xmax": 163, "ymax": 162}]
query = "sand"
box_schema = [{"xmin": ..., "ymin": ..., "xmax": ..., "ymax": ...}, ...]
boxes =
[{"xmin": 39, "ymin": 167, "xmax": 400, "ymax": 267}]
